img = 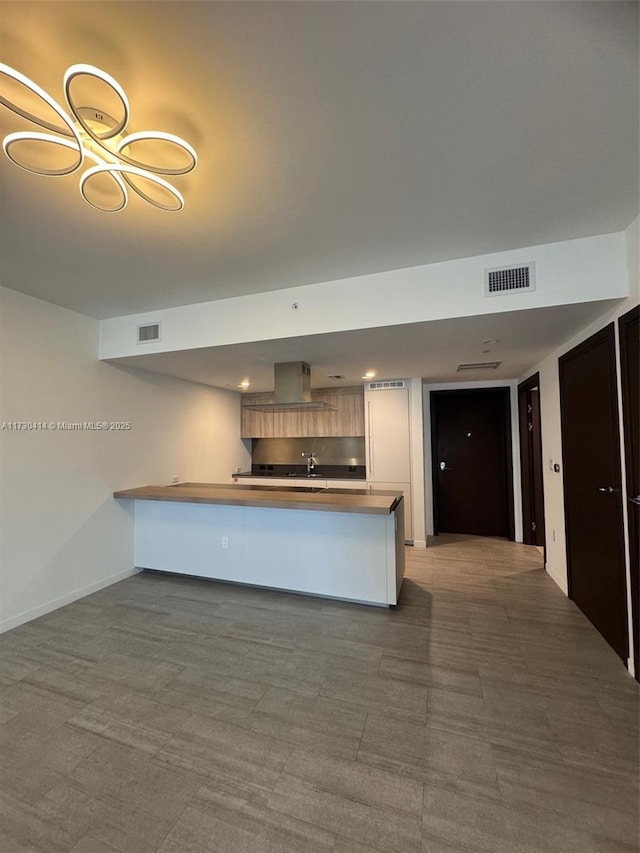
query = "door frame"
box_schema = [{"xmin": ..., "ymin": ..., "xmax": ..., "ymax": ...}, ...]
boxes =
[
  {"xmin": 430, "ymin": 387, "xmax": 515, "ymax": 540},
  {"xmin": 559, "ymin": 323, "xmax": 628, "ymax": 659},
  {"xmin": 518, "ymin": 372, "xmax": 546, "ymax": 550},
  {"xmin": 618, "ymin": 306, "xmax": 639, "ymax": 681}
]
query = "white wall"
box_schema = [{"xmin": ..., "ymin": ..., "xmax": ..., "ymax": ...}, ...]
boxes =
[
  {"xmin": 0, "ymin": 286, "xmax": 250, "ymax": 633},
  {"xmin": 99, "ymin": 231, "xmax": 628, "ymax": 359},
  {"xmin": 522, "ymin": 218, "xmax": 639, "ymax": 672},
  {"xmin": 422, "ymin": 379, "xmax": 522, "ymax": 541}
]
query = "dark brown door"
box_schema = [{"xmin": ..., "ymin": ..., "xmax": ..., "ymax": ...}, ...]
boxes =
[
  {"xmin": 559, "ymin": 324, "xmax": 628, "ymax": 661},
  {"xmin": 518, "ymin": 373, "xmax": 546, "ymax": 547},
  {"xmin": 431, "ymin": 388, "xmax": 514, "ymax": 538},
  {"xmin": 619, "ymin": 306, "xmax": 639, "ymax": 681}
]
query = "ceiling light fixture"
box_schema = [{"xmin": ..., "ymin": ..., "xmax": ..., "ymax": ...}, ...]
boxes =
[
  {"xmin": 0, "ymin": 63, "xmax": 197, "ymax": 212},
  {"xmin": 362, "ymin": 371, "xmax": 376, "ymax": 379}
]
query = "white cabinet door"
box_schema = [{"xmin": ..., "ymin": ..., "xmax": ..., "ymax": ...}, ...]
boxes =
[
  {"xmin": 235, "ymin": 478, "xmax": 366, "ymax": 490},
  {"xmin": 233, "ymin": 477, "xmax": 327, "ymax": 488},
  {"xmin": 365, "ymin": 387, "xmax": 411, "ymax": 483},
  {"xmin": 324, "ymin": 479, "xmax": 367, "ymax": 490},
  {"xmin": 278, "ymin": 478, "xmax": 327, "ymax": 488}
]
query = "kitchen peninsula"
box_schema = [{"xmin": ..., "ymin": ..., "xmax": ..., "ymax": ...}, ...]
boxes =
[{"xmin": 114, "ymin": 483, "xmax": 405, "ymax": 606}]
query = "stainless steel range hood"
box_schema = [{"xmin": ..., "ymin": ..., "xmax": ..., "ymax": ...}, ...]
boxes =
[{"xmin": 243, "ymin": 362, "xmax": 336, "ymax": 412}]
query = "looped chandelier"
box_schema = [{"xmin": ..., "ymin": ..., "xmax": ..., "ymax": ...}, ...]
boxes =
[{"xmin": 0, "ymin": 63, "xmax": 197, "ymax": 212}]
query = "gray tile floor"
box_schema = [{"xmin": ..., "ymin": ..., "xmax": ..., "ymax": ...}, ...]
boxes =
[{"xmin": 1, "ymin": 534, "xmax": 638, "ymax": 852}]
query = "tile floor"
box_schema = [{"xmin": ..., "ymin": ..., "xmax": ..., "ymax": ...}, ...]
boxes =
[{"xmin": 0, "ymin": 534, "xmax": 638, "ymax": 852}]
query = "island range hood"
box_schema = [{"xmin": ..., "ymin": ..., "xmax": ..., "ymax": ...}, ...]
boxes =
[{"xmin": 242, "ymin": 361, "xmax": 337, "ymax": 412}]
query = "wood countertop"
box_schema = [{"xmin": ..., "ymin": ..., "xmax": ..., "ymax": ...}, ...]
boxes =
[{"xmin": 113, "ymin": 482, "xmax": 402, "ymax": 515}]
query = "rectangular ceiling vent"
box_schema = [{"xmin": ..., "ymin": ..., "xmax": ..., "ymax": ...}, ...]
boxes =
[
  {"xmin": 368, "ymin": 380, "xmax": 406, "ymax": 390},
  {"xmin": 457, "ymin": 361, "xmax": 502, "ymax": 372},
  {"xmin": 484, "ymin": 262, "xmax": 536, "ymax": 297},
  {"xmin": 137, "ymin": 323, "xmax": 161, "ymax": 344}
]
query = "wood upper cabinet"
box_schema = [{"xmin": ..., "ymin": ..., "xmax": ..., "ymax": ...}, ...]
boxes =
[
  {"xmin": 240, "ymin": 392, "xmax": 275, "ymax": 438},
  {"xmin": 241, "ymin": 386, "xmax": 365, "ymax": 437},
  {"xmin": 314, "ymin": 387, "xmax": 365, "ymax": 437}
]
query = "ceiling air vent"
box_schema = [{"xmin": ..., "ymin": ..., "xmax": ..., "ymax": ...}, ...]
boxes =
[
  {"xmin": 137, "ymin": 323, "xmax": 161, "ymax": 343},
  {"xmin": 457, "ymin": 361, "xmax": 502, "ymax": 372},
  {"xmin": 484, "ymin": 262, "xmax": 536, "ymax": 297},
  {"xmin": 368, "ymin": 380, "xmax": 406, "ymax": 390}
]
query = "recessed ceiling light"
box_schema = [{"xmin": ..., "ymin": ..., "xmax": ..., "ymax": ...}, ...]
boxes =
[
  {"xmin": 0, "ymin": 62, "xmax": 197, "ymax": 212},
  {"xmin": 481, "ymin": 338, "xmax": 499, "ymax": 345},
  {"xmin": 238, "ymin": 380, "xmax": 250, "ymax": 389},
  {"xmin": 362, "ymin": 371, "xmax": 376, "ymax": 379}
]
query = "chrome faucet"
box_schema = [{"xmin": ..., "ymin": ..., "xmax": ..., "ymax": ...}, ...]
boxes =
[{"xmin": 301, "ymin": 451, "xmax": 316, "ymax": 475}]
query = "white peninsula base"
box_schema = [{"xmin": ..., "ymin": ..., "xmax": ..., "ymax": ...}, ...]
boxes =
[{"xmin": 132, "ymin": 497, "xmax": 405, "ymax": 606}]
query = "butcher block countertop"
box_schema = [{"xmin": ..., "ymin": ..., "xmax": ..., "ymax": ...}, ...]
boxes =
[{"xmin": 113, "ymin": 482, "xmax": 403, "ymax": 515}]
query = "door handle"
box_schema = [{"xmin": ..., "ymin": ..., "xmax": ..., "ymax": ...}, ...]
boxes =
[
  {"xmin": 439, "ymin": 461, "xmax": 451, "ymax": 471},
  {"xmin": 598, "ymin": 486, "xmax": 614, "ymax": 494},
  {"xmin": 629, "ymin": 496, "xmax": 640, "ymax": 506}
]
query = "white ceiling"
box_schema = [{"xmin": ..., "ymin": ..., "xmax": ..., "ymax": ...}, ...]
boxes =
[
  {"xmin": 109, "ymin": 300, "xmax": 620, "ymax": 391},
  {"xmin": 0, "ymin": 1, "xmax": 637, "ymax": 320}
]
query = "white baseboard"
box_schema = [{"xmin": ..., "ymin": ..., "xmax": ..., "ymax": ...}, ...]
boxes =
[
  {"xmin": 545, "ymin": 562, "xmax": 568, "ymax": 595},
  {"xmin": 412, "ymin": 540, "xmax": 427, "ymax": 549},
  {"xmin": 0, "ymin": 566, "xmax": 141, "ymax": 635}
]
